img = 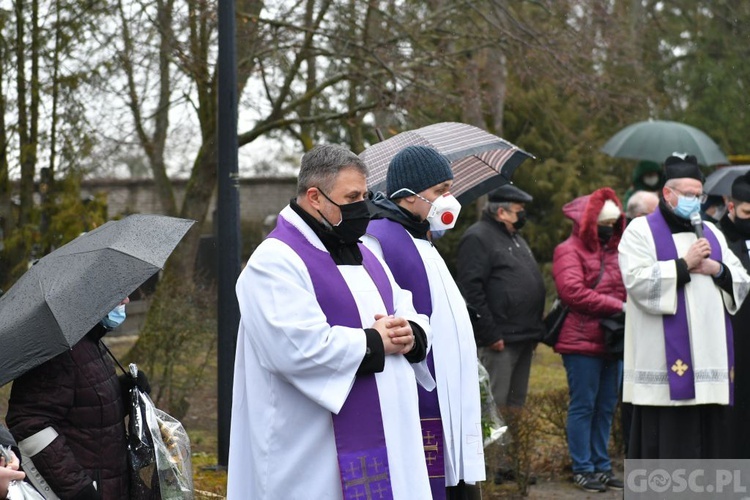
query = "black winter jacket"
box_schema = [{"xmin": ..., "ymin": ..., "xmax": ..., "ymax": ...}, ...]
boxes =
[
  {"xmin": 456, "ymin": 212, "xmax": 546, "ymax": 346},
  {"xmin": 6, "ymin": 324, "xmax": 129, "ymax": 499},
  {"xmin": 719, "ymin": 213, "xmax": 750, "ymax": 458}
]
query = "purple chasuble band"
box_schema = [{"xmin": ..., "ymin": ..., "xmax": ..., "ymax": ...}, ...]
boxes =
[
  {"xmin": 368, "ymin": 218, "xmax": 446, "ymax": 499},
  {"xmin": 269, "ymin": 215, "xmax": 394, "ymax": 500},
  {"xmin": 646, "ymin": 210, "xmax": 734, "ymax": 403}
]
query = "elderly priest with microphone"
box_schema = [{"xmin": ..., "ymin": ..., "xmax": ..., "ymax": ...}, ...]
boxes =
[{"xmin": 618, "ymin": 153, "xmax": 750, "ymax": 459}]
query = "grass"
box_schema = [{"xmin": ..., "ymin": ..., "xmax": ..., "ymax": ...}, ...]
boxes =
[{"xmin": 528, "ymin": 344, "xmax": 568, "ymax": 394}]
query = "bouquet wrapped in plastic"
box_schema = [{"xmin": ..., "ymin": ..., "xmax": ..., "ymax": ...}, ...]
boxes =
[
  {"xmin": 1, "ymin": 445, "xmax": 44, "ymax": 500},
  {"xmin": 478, "ymin": 361, "xmax": 508, "ymax": 447},
  {"xmin": 127, "ymin": 364, "xmax": 194, "ymax": 500}
]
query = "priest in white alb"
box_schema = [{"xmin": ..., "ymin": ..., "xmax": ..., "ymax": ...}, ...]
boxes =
[
  {"xmin": 619, "ymin": 154, "xmax": 750, "ymax": 459},
  {"xmin": 363, "ymin": 146, "xmax": 485, "ymax": 500},
  {"xmin": 227, "ymin": 144, "xmax": 433, "ymax": 499}
]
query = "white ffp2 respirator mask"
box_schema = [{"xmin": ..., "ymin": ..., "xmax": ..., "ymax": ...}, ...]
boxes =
[{"xmin": 426, "ymin": 193, "xmax": 461, "ymax": 231}]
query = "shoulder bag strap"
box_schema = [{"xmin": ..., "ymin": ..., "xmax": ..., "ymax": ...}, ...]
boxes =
[{"xmin": 591, "ymin": 255, "xmax": 606, "ymax": 289}]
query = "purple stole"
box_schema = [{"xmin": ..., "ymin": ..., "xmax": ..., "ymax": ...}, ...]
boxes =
[
  {"xmin": 646, "ymin": 210, "xmax": 735, "ymax": 403},
  {"xmin": 269, "ymin": 216, "xmax": 395, "ymax": 500},
  {"xmin": 368, "ymin": 218, "xmax": 446, "ymax": 500}
]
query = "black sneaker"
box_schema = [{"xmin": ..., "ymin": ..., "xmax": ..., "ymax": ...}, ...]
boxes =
[
  {"xmin": 572, "ymin": 472, "xmax": 607, "ymax": 492},
  {"xmin": 596, "ymin": 470, "xmax": 624, "ymax": 490}
]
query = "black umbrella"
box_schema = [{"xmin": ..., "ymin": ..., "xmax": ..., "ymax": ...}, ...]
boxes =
[
  {"xmin": 360, "ymin": 122, "xmax": 534, "ymax": 205},
  {"xmin": 704, "ymin": 165, "xmax": 750, "ymax": 197},
  {"xmin": 0, "ymin": 214, "xmax": 194, "ymax": 386}
]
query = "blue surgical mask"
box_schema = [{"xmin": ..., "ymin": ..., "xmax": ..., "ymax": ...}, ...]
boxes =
[
  {"xmin": 101, "ymin": 304, "xmax": 127, "ymax": 330},
  {"xmin": 673, "ymin": 196, "xmax": 701, "ymax": 219}
]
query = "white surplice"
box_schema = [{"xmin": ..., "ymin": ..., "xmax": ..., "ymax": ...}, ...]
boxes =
[
  {"xmin": 619, "ymin": 216, "xmax": 750, "ymax": 406},
  {"xmin": 227, "ymin": 206, "xmax": 433, "ymax": 500},
  {"xmin": 363, "ymin": 232, "xmax": 486, "ymax": 486}
]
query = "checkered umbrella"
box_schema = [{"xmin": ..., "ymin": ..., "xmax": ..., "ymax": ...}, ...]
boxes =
[{"xmin": 360, "ymin": 122, "xmax": 534, "ymax": 205}]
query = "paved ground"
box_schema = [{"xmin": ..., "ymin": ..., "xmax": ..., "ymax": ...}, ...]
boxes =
[{"xmin": 485, "ymin": 478, "xmax": 624, "ymax": 499}]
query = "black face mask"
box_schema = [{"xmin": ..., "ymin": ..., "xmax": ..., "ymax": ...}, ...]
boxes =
[
  {"xmin": 512, "ymin": 210, "xmax": 527, "ymax": 230},
  {"xmin": 598, "ymin": 225, "xmax": 614, "ymax": 244},
  {"xmin": 735, "ymin": 214, "xmax": 750, "ymax": 236},
  {"xmin": 318, "ymin": 190, "xmax": 371, "ymax": 244}
]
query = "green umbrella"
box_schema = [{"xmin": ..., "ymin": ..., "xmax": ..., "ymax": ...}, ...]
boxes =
[{"xmin": 601, "ymin": 120, "xmax": 728, "ymax": 166}]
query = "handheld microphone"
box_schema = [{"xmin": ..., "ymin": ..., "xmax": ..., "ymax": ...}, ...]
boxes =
[{"xmin": 690, "ymin": 211, "xmax": 704, "ymax": 239}]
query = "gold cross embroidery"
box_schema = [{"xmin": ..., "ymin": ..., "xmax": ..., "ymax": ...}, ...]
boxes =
[
  {"xmin": 423, "ymin": 430, "xmax": 439, "ymax": 454},
  {"xmin": 343, "ymin": 456, "xmax": 389, "ymax": 500},
  {"xmin": 731, "ymin": 365, "xmax": 736, "ymax": 383},
  {"xmin": 671, "ymin": 359, "xmax": 689, "ymax": 377}
]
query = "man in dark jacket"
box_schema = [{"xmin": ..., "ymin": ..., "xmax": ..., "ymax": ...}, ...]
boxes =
[
  {"xmin": 6, "ymin": 299, "xmax": 134, "ymax": 499},
  {"xmin": 457, "ymin": 184, "xmax": 546, "ymax": 409},
  {"xmin": 719, "ymin": 172, "xmax": 750, "ymax": 458}
]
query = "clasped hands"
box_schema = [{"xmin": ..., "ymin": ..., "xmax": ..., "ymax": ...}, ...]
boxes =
[
  {"xmin": 371, "ymin": 314, "xmax": 415, "ymax": 355},
  {"xmin": 684, "ymin": 238, "xmax": 721, "ymax": 276}
]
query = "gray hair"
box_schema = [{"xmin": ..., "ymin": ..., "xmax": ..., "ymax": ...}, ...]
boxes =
[
  {"xmin": 297, "ymin": 144, "xmax": 368, "ymax": 195},
  {"xmin": 626, "ymin": 190, "xmax": 659, "ymax": 219},
  {"xmin": 486, "ymin": 201, "xmax": 513, "ymax": 217}
]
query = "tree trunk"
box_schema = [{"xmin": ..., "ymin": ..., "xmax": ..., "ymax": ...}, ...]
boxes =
[
  {"xmin": 165, "ymin": 135, "xmax": 218, "ymax": 282},
  {"xmin": 15, "ymin": 0, "xmax": 31, "ymax": 227},
  {"xmin": 461, "ymin": 52, "xmax": 485, "ymax": 128},
  {"xmin": 0, "ymin": 34, "xmax": 9, "ymax": 241},
  {"xmin": 151, "ymin": 0, "xmax": 178, "ymax": 216},
  {"xmin": 484, "ymin": 46, "xmax": 507, "ymax": 137}
]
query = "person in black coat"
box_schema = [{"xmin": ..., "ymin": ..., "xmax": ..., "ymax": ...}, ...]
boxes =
[
  {"xmin": 6, "ymin": 297, "xmax": 148, "ymax": 499},
  {"xmin": 457, "ymin": 184, "xmax": 546, "ymax": 410},
  {"xmin": 718, "ymin": 172, "xmax": 750, "ymax": 458}
]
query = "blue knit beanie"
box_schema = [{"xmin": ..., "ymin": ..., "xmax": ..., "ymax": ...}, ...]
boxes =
[{"xmin": 386, "ymin": 146, "xmax": 453, "ymax": 199}]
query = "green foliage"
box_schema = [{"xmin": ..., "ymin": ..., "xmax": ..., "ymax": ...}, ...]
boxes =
[
  {"xmin": 44, "ymin": 176, "xmax": 108, "ymax": 248},
  {"xmin": 0, "ymin": 172, "xmax": 107, "ymax": 289}
]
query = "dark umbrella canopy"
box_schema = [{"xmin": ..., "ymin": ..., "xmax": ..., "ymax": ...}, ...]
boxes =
[
  {"xmin": 0, "ymin": 214, "xmax": 194, "ymax": 386},
  {"xmin": 601, "ymin": 120, "xmax": 728, "ymax": 167},
  {"xmin": 704, "ymin": 165, "xmax": 750, "ymax": 197},
  {"xmin": 360, "ymin": 122, "xmax": 534, "ymax": 205}
]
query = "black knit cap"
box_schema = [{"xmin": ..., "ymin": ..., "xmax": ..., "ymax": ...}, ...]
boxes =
[
  {"xmin": 732, "ymin": 172, "xmax": 750, "ymax": 202},
  {"xmin": 387, "ymin": 146, "xmax": 453, "ymax": 199},
  {"xmin": 487, "ymin": 184, "xmax": 533, "ymax": 203},
  {"xmin": 663, "ymin": 154, "xmax": 704, "ymax": 182}
]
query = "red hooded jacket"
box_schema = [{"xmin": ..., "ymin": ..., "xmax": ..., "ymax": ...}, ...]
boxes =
[{"xmin": 552, "ymin": 187, "xmax": 627, "ymax": 356}]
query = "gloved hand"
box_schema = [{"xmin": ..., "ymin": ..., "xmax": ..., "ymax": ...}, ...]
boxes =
[{"xmin": 119, "ymin": 370, "xmax": 152, "ymax": 402}]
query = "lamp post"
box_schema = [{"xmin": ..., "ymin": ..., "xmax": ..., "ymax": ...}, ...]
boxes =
[{"xmin": 216, "ymin": 0, "xmax": 240, "ymax": 468}]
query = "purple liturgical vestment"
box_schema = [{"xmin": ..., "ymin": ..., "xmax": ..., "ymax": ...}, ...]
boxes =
[
  {"xmin": 368, "ymin": 218, "xmax": 446, "ymax": 500},
  {"xmin": 269, "ymin": 216, "xmax": 396, "ymax": 500},
  {"xmin": 646, "ymin": 209, "xmax": 735, "ymax": 403}
]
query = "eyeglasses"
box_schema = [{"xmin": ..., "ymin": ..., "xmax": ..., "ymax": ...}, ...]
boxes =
[{"xmin": 668, "ymin": 187, "xmax": 708, "ymax": 204}]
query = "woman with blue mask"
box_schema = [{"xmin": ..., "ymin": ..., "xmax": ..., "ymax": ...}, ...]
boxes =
[{"xmin": 6, "ymin": 296, "xmax": 148, "ymax": 499}]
